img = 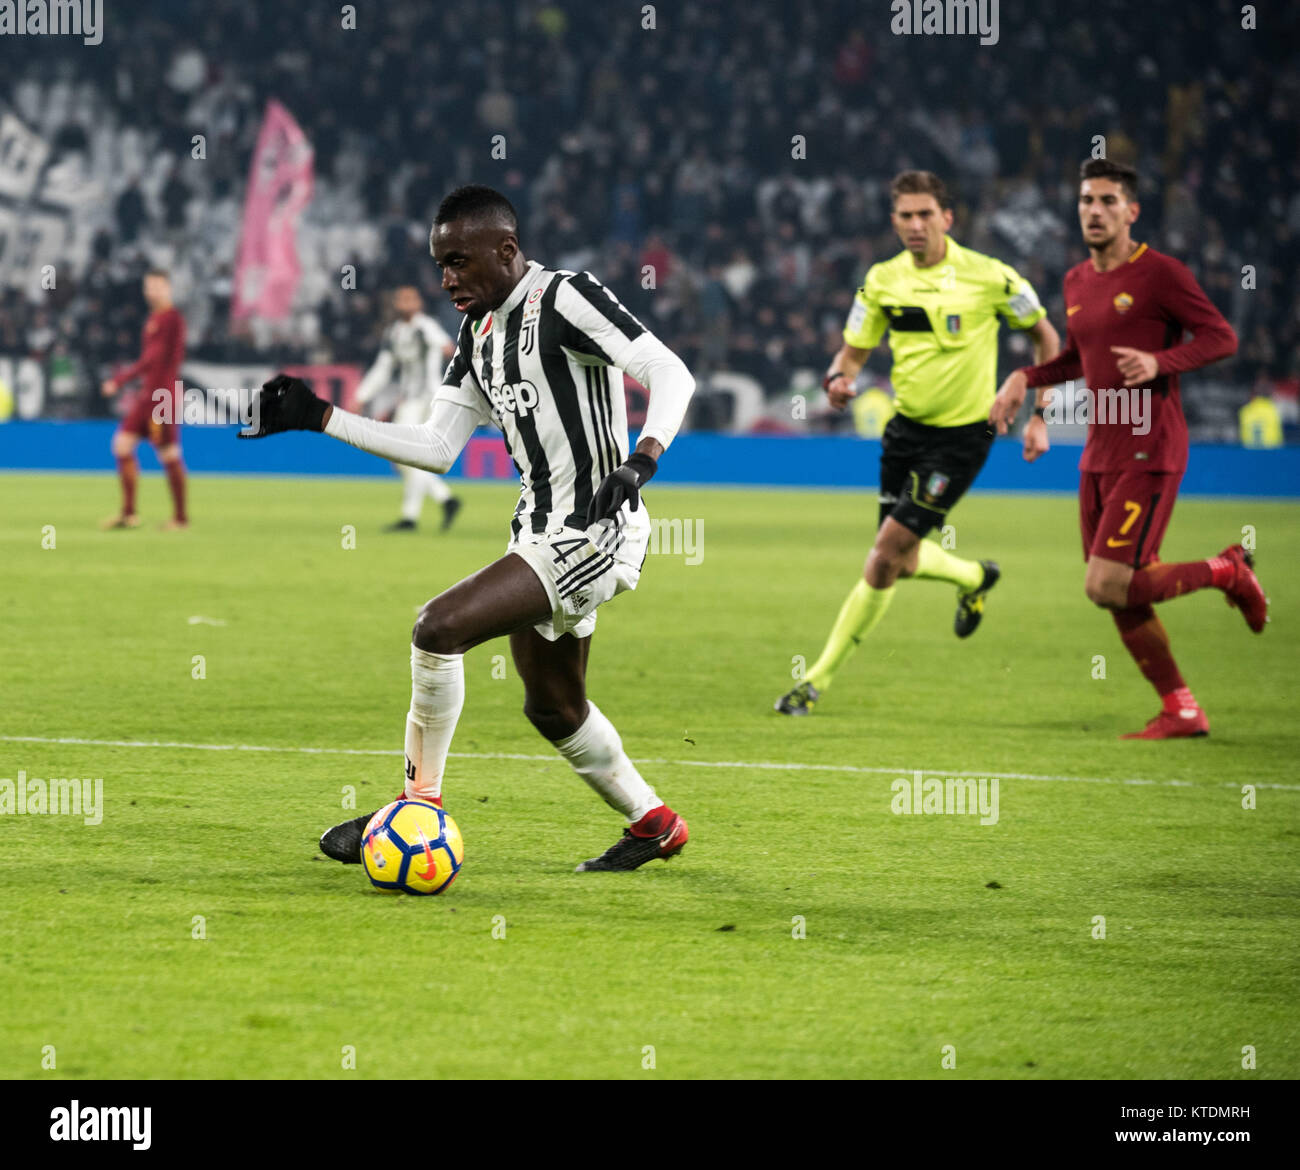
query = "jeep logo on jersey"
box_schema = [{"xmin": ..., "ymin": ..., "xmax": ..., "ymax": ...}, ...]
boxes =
[{"xmin": 489, "ymin": 380, "xmax": 541, "ymax": 418}]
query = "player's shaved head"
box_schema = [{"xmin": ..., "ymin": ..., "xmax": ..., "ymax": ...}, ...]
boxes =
[
  {"xmin": 430, "ymin": 185, "xmax": 527, "ymax": 319},
  {"xmin": 433, "ymin": 185, "xmax": 519, "ymax": 238}
]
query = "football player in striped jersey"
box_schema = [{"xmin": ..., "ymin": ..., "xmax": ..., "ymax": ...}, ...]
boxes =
[{"xmin": 243, "ymin": 186, "xmax": 696, "ymax": 872}]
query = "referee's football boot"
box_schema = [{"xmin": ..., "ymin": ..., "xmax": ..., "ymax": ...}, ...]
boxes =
[
  {"xmin": 575, "ymin": 807, "xmax": 689, "ymax": 872},
  {"xmin": 954, "ymin": 560, "xmax": 1000, "ymax": 638},
  {"xmin": 774, "ymin": 680, "xmax": 820, "ymax": 716}
]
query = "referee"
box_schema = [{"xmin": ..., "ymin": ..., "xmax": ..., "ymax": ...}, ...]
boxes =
[{"xmin": 776, "ymin": 171, "xmax": 1059, "ymax": 716}]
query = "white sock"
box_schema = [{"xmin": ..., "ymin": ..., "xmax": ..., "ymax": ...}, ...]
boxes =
[
  {"xmin": 404, "ymin": 645, "xmax": 464, "ymax": 802},
  {"xmin": 425, "ymin": 473, "xmax": 452, "ymax": 504},
  {"xmin": 554, "ymin": 701, "xmax": 662, "ymax": 822},
  {"xmin": 399, "ymin": 465, "xmax": 426, "ymax": 521}
]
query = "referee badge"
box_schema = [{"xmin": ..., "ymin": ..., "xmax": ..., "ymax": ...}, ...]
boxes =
[
  {"xmin": 925, "ymin": 471, "xmax": 949, "ymax": 501},
  {"xmin": 946, "ymin": 313, "xmax": 961, "ymax": 334}
]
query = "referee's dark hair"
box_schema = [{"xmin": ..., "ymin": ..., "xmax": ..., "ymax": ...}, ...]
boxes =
[
  {"xmin": 890, "ymin": 170, "xmax": 951, "ymax": 210},
  {"xmin": 1079, "ymin": 158, "xmax": 1139, "ymax": 201},
  {"xmin": 434, "ymin": 185, "xmax": 519, "ymax": 236}
]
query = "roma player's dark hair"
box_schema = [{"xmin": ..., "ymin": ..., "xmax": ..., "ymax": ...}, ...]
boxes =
[
  {"xmin": 889, "ymin": 170, "xmax": 951, "ymax": 210},
  {"xmin": 1079, "ymin": 158, "xmax": 1139, "ymax": 201}
]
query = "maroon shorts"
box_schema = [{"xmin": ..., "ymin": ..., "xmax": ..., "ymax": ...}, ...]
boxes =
[
  {"xmin": 1079, "ymin": 468, "xmax": 1182, "ymax": 568},
  {"xmin": 120, "ymin": 391, "xmax": 180, "ymax": 447}
]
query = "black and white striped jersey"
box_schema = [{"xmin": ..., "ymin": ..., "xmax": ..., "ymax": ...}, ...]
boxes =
[
  {"xmin": 439, "ymin": 260, "xmax": 658, "ymax": 538},
  {"xmin": 356, "ymin": 313, "xmax": 453, "ymax": 408}
]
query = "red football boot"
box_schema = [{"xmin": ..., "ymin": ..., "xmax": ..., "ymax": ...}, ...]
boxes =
[
  {"xmin": 1121, "ymin": 705, "xmax": 1210, "ymax": 740},
  {"xmin": 575, "ymin": 806, "xmax": 689, "ymax": 872},
  {"xmin": 1218, "ymin": 545, "xmax": 1268, "ymax": 633}
]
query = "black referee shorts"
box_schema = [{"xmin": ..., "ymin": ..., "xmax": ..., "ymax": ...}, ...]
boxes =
[{"xmin": 877, "ymin": 413, "xmax": 994, "ymax": 537}]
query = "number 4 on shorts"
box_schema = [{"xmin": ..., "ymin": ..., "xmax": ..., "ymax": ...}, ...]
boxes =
[{"xmin": 550, "ymin": 537, "xmax": 588, "ymax": 564}]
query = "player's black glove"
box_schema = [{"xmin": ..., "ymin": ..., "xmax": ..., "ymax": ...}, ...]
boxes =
[
  {"xmin": 238, "ymin": 374, "xmax": 329, "ymax": 439},
  {"xmin": 586, "ymin": 451, "xmax": 657, "ymax": 525}
]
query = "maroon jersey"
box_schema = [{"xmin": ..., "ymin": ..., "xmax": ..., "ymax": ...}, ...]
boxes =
[
  {"xmin": 117, "ymin": 306, "xmax": 186, "ymax": 413},
  {"xmin": 1020, "ymin": 244, "xmax": 1236, "ymax": 472}
]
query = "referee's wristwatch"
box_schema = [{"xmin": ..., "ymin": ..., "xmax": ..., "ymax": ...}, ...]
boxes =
[{"xmin": 823, "ymin": 371, "xmax": 846, "ymax": 392}]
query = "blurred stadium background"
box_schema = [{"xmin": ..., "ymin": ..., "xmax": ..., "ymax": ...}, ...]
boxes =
[
  {"xmin": 4, "ymin": 0, "xmax": 1300, "ymax": 1089},
  {"xmin": 0, "ymin": 0, "xmax": 1297, "ymax": 484}
]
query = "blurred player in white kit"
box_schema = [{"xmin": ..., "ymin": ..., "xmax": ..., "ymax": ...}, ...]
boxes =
[{"xmin": 356, "ymin": 285, "xmax": 463, "ymax": 531}]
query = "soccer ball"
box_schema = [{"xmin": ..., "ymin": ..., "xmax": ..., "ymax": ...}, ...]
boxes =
[{"xmin": 361, "ymin": 799, "xmax": 464, "ymax": 895}]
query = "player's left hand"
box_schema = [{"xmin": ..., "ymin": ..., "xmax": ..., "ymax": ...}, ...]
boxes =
[
  {"xmin": 239, "ymin": 374, "xmax": 331, "ymax": 438},
  {"xmin": 100, "ymin": 378, "xmax": 117, "ymax": 397},
  {"xmin": 1110, "ymin": 346, "xmax": 1159, "ymax": 385},
  {"xmin": 587, "ymin": 452, "xmax": 657, "ymax": 525},
  {"xmin": 1023, "ymin": 415, "xmax": 1050, "ymax": 463}
]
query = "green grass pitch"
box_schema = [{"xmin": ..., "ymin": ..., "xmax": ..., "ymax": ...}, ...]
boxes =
[{"xmin": 1, "ymin": 469, "xmax": 1296, "ymax": 1079}]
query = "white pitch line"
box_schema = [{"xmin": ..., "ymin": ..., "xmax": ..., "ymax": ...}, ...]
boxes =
[{"xmin": 3, "ymin": 734, "xmax": 1297, "ymax": 792}]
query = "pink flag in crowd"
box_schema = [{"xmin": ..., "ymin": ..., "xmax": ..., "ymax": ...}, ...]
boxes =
[{"xmin": 231, "ymin": 100, "xmax": 314, "ymax": 322}]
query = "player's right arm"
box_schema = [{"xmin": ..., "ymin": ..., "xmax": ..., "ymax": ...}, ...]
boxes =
[
  {"xmin": 103, "ymin": 325, "xmax": 167, "ymax": 396},
  {"xmin": 826, "ymin": 267, "xmax": 888, "ymax": 409},
  {"xmin": 240, "ymin": 348, "xmax": 489, "ymax": 474}
]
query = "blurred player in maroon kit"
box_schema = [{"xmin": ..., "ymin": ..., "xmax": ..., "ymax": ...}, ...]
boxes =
[
  {"xmin": 100, "ymin": 269, "xmax": 188, "ymax": 529},
  {"xmin": 991, "ymin": 159, "xmax": 1267, "ymax": 740}
]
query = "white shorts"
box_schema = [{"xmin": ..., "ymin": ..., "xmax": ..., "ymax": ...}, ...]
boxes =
[{"xmin": 508, "ymin": 506, "xmax": 651, "ymax": 641}]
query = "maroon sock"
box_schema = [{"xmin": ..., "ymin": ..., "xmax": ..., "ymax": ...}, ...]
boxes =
[
  {"xmin": 116, "ymin": 455, "xmax": 138, "ymax": 515},
  {"xmin": 1112, "ymin": 605, "xmax": 1186, "ymax": 697},
  {"xmin": 1126, "ymin": 557, "xmax": 1232, "ymax": 606},
  {"xmin": 164, "ymin": 458, "xmax": 188, "ymax": 523}
]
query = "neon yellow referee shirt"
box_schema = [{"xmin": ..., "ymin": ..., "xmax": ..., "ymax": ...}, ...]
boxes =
[{"xmin": 843, "ymin": 237, "xmax": 1046, "ymax": 427}]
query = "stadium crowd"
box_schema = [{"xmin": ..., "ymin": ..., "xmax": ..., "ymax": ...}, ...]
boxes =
[{"xmin": 3, "ymin": 0, "xmax": 1297, "ymax": 434}]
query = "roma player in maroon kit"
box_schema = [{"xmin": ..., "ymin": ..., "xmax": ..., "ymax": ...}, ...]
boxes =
[
  {"xmin": 100, "ymin": 269, "xmax": 189, "ymax": 529},
  {"xmin": 991, "ymin": 159, "xmax": 1267, "ymax": 740}
]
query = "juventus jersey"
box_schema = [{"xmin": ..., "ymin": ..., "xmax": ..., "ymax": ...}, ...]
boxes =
[
  {"xmin": 440, "ymin": 261, "xmax": 654, "ymax": 538},
  {"xmin": 358, "ymin": 312, "xmax": 453, "ymax": 407}
]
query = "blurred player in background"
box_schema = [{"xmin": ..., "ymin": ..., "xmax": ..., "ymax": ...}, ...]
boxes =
[
  {"xmin": 242, "ymin": 186, "xmax": 697, "ymax": 872},
  {"xmin": 991, "ymin": 158, "xmax": 1264, "ymax": 740},
  {"xmin": 356, "ymin": 285, "xmax": 462, "ymax": 532},
  {"xmin": 776, "ymin": 171, "xmax": 1059, "ymax": 715},
  {"xmin": 100, "ymin": 269, "xmax": 188, "ymax": 530}
]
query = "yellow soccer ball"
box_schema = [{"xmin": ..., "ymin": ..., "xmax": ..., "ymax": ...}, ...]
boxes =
[{"xmin": 361, "ymin": 799, "xmax": 464, "ymax": 895}]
